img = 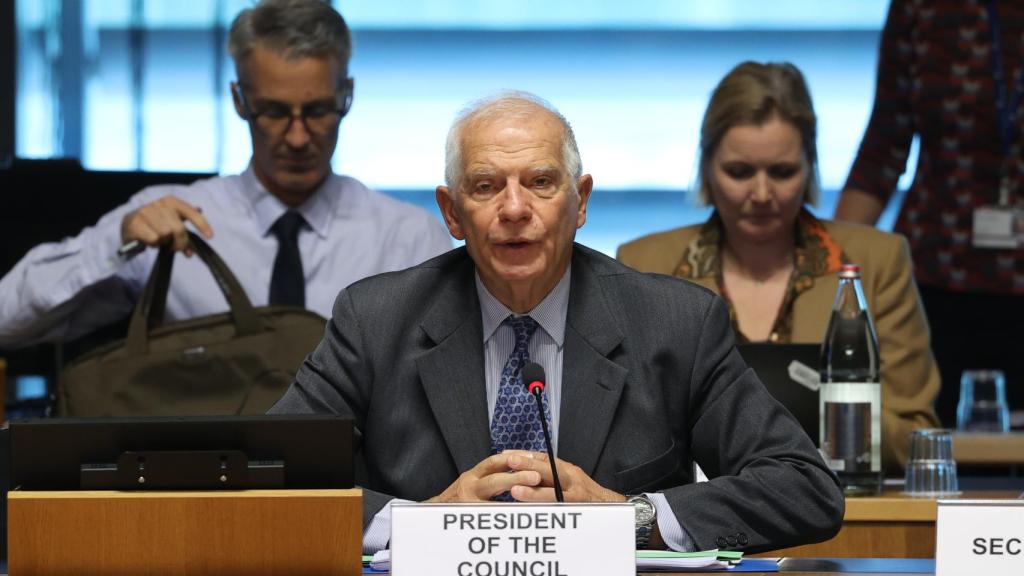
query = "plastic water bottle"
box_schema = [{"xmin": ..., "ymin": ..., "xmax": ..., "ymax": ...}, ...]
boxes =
[{"xmin": 819, "ymin": 264, "xmax": 882, "ymax": 496}]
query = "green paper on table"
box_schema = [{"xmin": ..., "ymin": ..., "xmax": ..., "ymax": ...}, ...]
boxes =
[
  {"xmin": 638, "ymin": 549, "xmax": 743, "ymax": 560},
  {"xmin": 364, "ymin": 549, "xmax": 748, "ymax": 572},
  {"xmin": 635, "ymin": 549, "xmax": 745, "ymax": 571}
]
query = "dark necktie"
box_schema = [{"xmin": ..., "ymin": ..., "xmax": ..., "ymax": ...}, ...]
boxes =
[
  {"xmin": 490, "ymin": 315, "xmax": 549, "ymax": 502},
  {"xmin": 269, "ymin": 211, "xmax": 306, "ymax": 307},
  {"xmin": 490, "ymin": 315, "xmax": 550, "ymax": 454}
]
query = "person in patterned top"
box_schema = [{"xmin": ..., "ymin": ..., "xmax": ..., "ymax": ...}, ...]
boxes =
[
  {"xmin": 618, "ymin": 61, "xmax": 939, "ymax": 471},
  {"xmin": 837, "ymin": 0, "xmax": 1023, "ymax": 426}
]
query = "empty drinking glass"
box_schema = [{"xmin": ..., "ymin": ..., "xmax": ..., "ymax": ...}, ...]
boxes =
[
  {"xmin": 903, "ymin": 428, "xmax": 960, "ymax": 497},
  {"xmin": 957, "ymin": 370, "xmax": 1009, "ymax": 433}
]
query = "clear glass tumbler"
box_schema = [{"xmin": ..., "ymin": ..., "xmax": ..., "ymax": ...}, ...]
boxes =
[
  {"xmin": 956, "ymin": 370, "xmax": 1009, "ymax": 433},
  {"xmin": 903, "ymin": 428, "xmax": 960, "ymax": 497}
]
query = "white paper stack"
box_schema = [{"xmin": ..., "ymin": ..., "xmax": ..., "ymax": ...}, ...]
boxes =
[
  {"xmin": 636, "ymin": 550, "xmax": 741, "ymax": 571},
  {"xmin": 370, "ymin": 548, "xmax": 750, "ymax": 572}
]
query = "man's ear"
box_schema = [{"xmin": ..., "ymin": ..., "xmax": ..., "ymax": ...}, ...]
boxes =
[
  {"xmin": 230, "ymin": 81, "xmax": 248, "ymax": 120},
  {"xmin": 575, "ymin": 174, "xmax": 594, "ymax": 229},
  {"xmin": 339, "ymin": 77, "xmax": 355, "ymax": 118},
  {"xmin": 435, "ymin": 186, "xmax": 465, "ymax": 240}
]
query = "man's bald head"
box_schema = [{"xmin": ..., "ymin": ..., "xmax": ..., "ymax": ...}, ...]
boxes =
[{"xmin": 444, "ymin": 91, "xmax": 582, "ymax": 195}]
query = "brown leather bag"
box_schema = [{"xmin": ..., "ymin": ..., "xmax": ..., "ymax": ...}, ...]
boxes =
[{"xmin": 57, "ymin": 232, "xmax": 326, "ymax": 417}]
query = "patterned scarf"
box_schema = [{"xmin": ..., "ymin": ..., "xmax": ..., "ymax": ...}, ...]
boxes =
[{"xmin": 672, "ymin": 208, "xmax": 846, "ymax": 342}]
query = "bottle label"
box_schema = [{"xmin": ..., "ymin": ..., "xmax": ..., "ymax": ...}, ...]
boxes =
[{"xmin": 819, "ymin": 382, "xmax": 881, "ymax": 473}]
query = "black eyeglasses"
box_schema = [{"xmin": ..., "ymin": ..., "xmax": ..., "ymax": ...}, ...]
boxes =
[{"xmin": 234, "ymin": 82, "xmax": 353, "ymax": 136}]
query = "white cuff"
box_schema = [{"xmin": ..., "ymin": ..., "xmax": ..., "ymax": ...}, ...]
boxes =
[
  {"xmin": 646, "ymin": 492, "xmax": 696, "ymax": 552},
  {"xmin": 362, "ymin": 497, "xmax": 412, "ymax": 554}
]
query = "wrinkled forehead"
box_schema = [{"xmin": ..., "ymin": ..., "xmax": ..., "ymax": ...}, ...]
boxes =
[
  {"xmin": 460, "ymin": 112, "xmax": 566, "ymax": 170},
  {"xmin": 237, "ymin": 43, "xmax": 346, "ymax": 95}
]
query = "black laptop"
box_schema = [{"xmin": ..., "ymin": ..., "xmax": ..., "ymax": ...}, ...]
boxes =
[
  {"xmin": 8, "ymin": 414, "xmax": 355, "ymax": 491},
  {"xmin": 737, "ymin": 343, "xmax": 821, "ymax": 446}
]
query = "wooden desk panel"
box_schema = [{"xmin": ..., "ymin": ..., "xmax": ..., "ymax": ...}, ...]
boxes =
[
  {"xmin": 758, "ymin": 490, "xmax": 1019, "ymax": 558},
  {"xmin": 9, "ymin": 489, "xmax": 363, "ymax": 575},
  {"xmin": 763, "ymin": 520, "xmax": 936, "ymax": 558},
  {"xmin": 953, "ymin": 433, "xmax": 1024, "ymax": 465}
]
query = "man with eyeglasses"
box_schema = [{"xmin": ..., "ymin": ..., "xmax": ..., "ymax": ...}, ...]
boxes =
[{"xmin": 0, "ymin": 0, "xmax": 451, "ymax": 347}]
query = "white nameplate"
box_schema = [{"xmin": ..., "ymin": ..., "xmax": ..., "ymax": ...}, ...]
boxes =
[
  {"xmin": 391, "ymin": 503, "xmax": 634, "ymax": 576},
  {"xmin": 936, "ymin": 500, "xmax": 1024, "ymax": 576}
]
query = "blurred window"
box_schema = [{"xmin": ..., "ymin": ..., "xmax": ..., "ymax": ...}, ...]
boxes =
[{"xmin": 15, "ymin": 0, "xmax": 911, "ymax": 253}]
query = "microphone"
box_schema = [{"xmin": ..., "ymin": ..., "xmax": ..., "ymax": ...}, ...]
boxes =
[{"xmin": 522, "ymin": 362, "xmax": 564, "ymax": 503}]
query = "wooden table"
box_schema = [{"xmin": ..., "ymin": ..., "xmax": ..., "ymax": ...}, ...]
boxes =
[
  {"xmin": 953, "ymin": 433, "xmax": 1024, "ymax": 465},
  {"xmin": 758, "ymin": 490, "xmax": 1020, "ymax": 558},
  {"xmin": 639, "ymin": 557, "xmax": 936, "ymax": 575},
  {"xmin": 0, "ymin": 558, "xmax": 938, "ymax": 576}
]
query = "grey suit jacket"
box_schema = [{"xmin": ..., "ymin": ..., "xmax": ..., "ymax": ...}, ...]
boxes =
[{"xmin": 271, "ymin": 244, "xmax": 844, "ymax": 553}]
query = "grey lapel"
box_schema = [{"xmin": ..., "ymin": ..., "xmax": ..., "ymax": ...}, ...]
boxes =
[
  {"xmin": 558, "ymin": 246, "xmax": 629, "ymax": 476},
  {"xmin": 415, "ymin": 252, "xmax": 492, "ymax": 472}
]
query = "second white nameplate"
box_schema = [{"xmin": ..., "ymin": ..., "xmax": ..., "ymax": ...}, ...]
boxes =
[
  {"xmin": 390, "ymin": 502, "xmax": 634, "ymax": 576},
  {"xmin": 935, "ymin": 499, "xmax": 1024, "ymax": 576}
]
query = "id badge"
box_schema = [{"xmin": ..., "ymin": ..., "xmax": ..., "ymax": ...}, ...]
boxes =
[{"xmin": 972, "ymin": 205, "xmax": 1024, "ymax": 249}]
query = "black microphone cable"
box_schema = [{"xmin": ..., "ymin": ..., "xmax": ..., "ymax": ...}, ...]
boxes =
[{"xmin": 522, "ymin": 362, "xmax": 564, "ymax": 503}]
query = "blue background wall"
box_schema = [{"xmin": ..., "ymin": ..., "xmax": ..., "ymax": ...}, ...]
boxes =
[{"xmin": 15, "ymin": 1, "xmax": 914, "ymax": 254}]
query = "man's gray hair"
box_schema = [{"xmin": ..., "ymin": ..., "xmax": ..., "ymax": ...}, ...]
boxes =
[
  {"xmin": 228, "ymin": 0, "xmax": 352, "ymax": 69},
  {"xmin": 444, "ymin": 91, "xmax": 582, "ymax": 193}
]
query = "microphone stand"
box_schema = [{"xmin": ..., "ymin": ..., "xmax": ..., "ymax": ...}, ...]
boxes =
[{"xmin": 530, "ymin": 387, "xmax": 564, "ymax": 503}]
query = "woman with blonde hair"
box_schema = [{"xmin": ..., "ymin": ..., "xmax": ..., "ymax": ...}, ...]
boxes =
[{"xmin": 618, "ymin": 61, "xmax": 939, "ymax": 471}]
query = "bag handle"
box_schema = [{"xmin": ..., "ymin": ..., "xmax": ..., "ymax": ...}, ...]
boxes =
[{"xmin": 126, "ymin": 232, "xmax": 264, "ymax": 355}]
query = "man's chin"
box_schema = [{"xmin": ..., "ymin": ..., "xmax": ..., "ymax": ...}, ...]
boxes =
[
  {"xmin": 267, "ymin": 172, "xmax": 327, "ymax": 203},
  {"xmin": 490, "ymin": 260, "xmax": 549, "ymax": 284}
]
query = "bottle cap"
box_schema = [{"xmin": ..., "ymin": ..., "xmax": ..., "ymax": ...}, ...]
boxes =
[{"xmin": 838, "ymin": 264, "xmax": 861, "ymax": 279}]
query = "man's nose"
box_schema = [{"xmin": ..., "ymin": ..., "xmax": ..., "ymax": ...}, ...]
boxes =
[
  {"xmin": 497, "ymin": 181, "xmax": 531, "ymax": 222},
  {"xmin": 284, "ymin": 115, "xmax": 312, "ymax": 149}
]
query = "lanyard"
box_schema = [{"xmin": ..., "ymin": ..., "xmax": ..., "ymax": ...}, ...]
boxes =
[{"xmin": 986, "ymin": 1, "xmax": 1023, "ymax": 204}]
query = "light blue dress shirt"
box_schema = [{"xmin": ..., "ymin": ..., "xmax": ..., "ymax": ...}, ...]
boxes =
[
  {"xmin": 364, "ymin": 265, "xmax": 695, "ymax": 553},
  {"xmin": 476, "ymin": 267, "xmax": 570, "ymax": 456},
  {"xmin": 0, "ymin": 166, "xmax": 452, "ymax": 347}
]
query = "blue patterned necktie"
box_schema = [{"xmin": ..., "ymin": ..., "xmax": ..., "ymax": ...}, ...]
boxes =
[{"xmin": 490, "ymin": 315, "xmax": 551, "ymax": 455}]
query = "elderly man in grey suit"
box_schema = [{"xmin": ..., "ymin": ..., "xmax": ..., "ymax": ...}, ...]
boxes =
[{"xmin": 270, "ymin": 92, "xmax": 844, "ymax": 554}]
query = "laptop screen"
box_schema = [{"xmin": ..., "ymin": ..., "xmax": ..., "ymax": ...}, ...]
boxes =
[
  {"xmin": 737, "ymin": 343, "xmax": 821, "ymax": 446},
  {"xmin": 9, "ymin": 414, "xmax": 354, "ymax": 491}
]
